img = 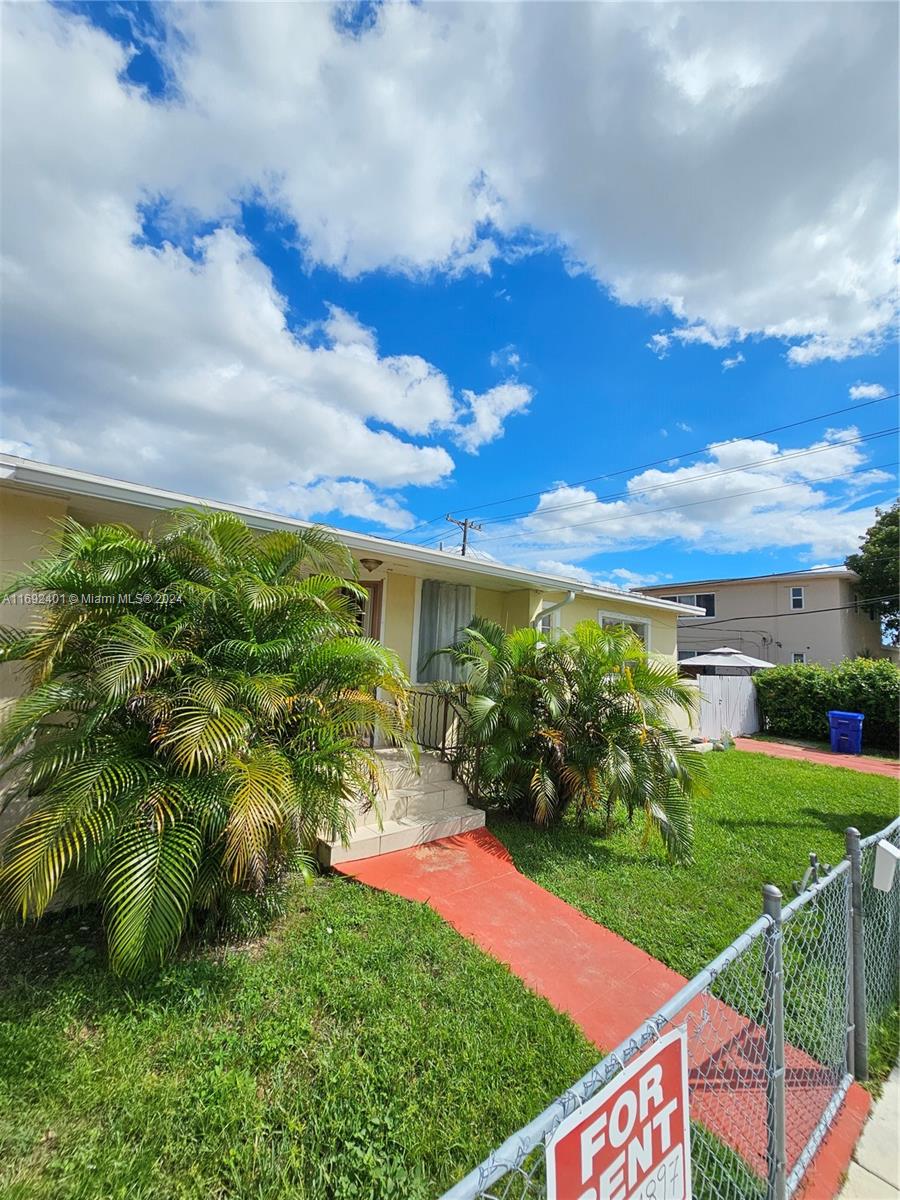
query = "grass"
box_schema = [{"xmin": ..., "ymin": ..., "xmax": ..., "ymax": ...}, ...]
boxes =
[
  {"xmin": 488, "ymin": 749, "xmax": 899, "ymax": 981},
  {"xmin": 1, "ymin": 750, "xmax": 895, "ymax": 1196},
  {"xmin": 0, "ymin": 878, "xmax": 598, "ymax": 1200},
  {"xmin": 489, "ymin": 749, "xmax": 899, "ymax": 1093},
  {"xmin": 747, "ymin": 733, "xmax": 899, "ymax": 761}
]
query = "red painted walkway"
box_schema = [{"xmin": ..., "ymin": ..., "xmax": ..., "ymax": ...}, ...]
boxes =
[
  {"xmin": 338, "ymin": 827, "xmax": 870, "ymax": 1198},
  {"xmin": 736, "ymin": 737, "xmax": 900, "ymax": 779}
]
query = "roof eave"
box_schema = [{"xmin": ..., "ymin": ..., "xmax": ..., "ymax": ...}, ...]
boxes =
[{"xmin": 0, "ymin": 455, "xmax": 703, "ymax": 616}]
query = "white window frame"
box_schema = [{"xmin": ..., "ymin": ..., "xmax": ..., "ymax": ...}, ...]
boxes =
[
  {"xmin": 659, "ymin": 592, "xmax": 716, "ymax": 617},
  {"xmin": 597, "ymin": 608, "xmax": 652, "ymax": 651},
  {"xmin": 792, "ymin": 651, "xmax": 807, "ymax": 664},
  {"xmin": 410, "ymin": 579, "xmax": 474, "ymax": 685},
  {"xmin": 790, "ymin": 586, "xmax": 805, "ymax": 611}
]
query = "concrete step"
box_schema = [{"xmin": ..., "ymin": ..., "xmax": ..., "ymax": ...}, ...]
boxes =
[
  {"xmin": 318, "ymin": 804, "xmax": 486, "ymax": 867},
  {"xmin": 350, "ymin": 779, "xmax": 468, "ymax": 821},
  {"xmin": 374, "ymin": 748, "xmax": 453, "ymax": 786}
]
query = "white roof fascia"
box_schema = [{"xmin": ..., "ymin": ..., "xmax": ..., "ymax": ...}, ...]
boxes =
[{"xmin": 0, "ymin": 454, "xmax": 705, "ymax": 617}]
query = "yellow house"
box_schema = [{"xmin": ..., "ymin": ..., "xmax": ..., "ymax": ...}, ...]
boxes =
[{"xmin": 0, "ymin": 454, "xmax": 702, "ymax": 861}]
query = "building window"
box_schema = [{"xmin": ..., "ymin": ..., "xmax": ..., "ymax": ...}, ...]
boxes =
[
  {"xmin": 416, "ymin": 580, "xmax": 473, "ymax": 683},
  {"xmin": 790, "ymin": 586, "xmax": 804, "ymax": 610},
  {"xmin": 599, "ymin": 611, "xmax": 650, "ymax": 649},
  {"xmin": 660, "ymin": 592, "xmax": 716, "ymax": 616},
  {"xmin": 677, "ymin": 649, "xmax": 697, "ymax": 662},
  {"xmin": 792, "ymin": 652, "xmax": 806, "ymax": 664},
  {"xmin": 538, "ymin": 601, "xmax": 561, "ymax": 635}
]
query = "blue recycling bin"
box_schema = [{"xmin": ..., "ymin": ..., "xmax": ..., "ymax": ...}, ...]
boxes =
[{"xmin": 827, "ymin": 710, "xmax": 864, "ymax": 755}]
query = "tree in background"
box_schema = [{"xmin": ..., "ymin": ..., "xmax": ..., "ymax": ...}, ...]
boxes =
[
  {"xmin": 846, "ymin": 500, "xmax": 899, "ymax": 645},
  {"xmin": 0, "ymin": 511, "xmax": 411, "ymax": 977}
]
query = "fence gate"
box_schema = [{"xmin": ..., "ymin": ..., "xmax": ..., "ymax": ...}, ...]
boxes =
[{"xmin": 697, "ymin": 675, "xmax": 760, "ymax": 739}]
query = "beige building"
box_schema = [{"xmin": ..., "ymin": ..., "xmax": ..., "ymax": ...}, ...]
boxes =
[
  {"xmin": 0, "ymin": 455, "xmax": 701, "ymax": 720},
  {"xmin": 637, "ymin": 568, "xmax": 887, "ymax": 667},
  {"xmin": 0, "ymin": 455, "xmax": 708, "ymax": 863}
]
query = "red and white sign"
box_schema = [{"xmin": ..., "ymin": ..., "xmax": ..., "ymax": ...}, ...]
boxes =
[{"xmin": 546, "ymin": 1027, "xmax": 692, "ymax": 1200}]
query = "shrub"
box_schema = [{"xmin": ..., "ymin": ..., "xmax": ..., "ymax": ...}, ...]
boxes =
[
  {"xmin": 436, "ymin": 618, "xmax": 707, "ymax": 862},
  {"xmin": 754, "ymin": 658, "xmax": 900, "ymax": 751},
  {"xmin": 0, "ymin": 510, "xmax": 412, "ymax": 977}
]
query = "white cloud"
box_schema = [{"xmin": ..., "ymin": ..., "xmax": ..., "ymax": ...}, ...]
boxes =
[
  {"xmin": 472, "ymin": 427, "xmax": 893, "ymax": 562},
  {"xmin": 0, "ymin": 6, "xmax": 525, "ymax": 523},
  {"xmin": 247, "ymin": 479, "xmax": 414, "ymax": 531},
  {"xmin": 490, "ymin": 344, "xmax": 522, "ymax": 370},
  {"xmin": 534, "ymin": 559, "xmax": 596, "ymax": 584},
  {"xmin": 849, "ymin": 382, "xmax": 888, "ymax": 400},
  {"xmin": 453, "ymin": 383, "xmax": 533, "ymax": 453},
  {"xmin": 2, "ymin": 0, "xmax": 895, "ymax": 441},
  {"xmin": 676, "ymin": 421, "xmax": 693, "ymax": 433},
  {"xmin": 722, "ymin": 352, "xmax": 746, "ymax": 370}
]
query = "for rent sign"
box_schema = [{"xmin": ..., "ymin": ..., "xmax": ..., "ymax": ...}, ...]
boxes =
[{"xmin": 546, "ymin": 1027, "xmax": 692, "ymax": 1200}]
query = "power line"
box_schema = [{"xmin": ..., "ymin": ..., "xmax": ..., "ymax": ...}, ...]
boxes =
[
  {"xmin": 464, "ymin": 426, "xmax": 899, "ymax": 530},
  {"xmin": 682, "ymin": 595, "xmax": 899, "ymax": 627},
  {"xmin": 467, "ymin": 455, "xmax": 899, "ymax": 546},
  {"xmin": 446, "ymin": 453, "xmax": 900, "ymax": 549},
  {"xmin": 390, "ymin": 390, "xmax": 899, "ymax": 541}
]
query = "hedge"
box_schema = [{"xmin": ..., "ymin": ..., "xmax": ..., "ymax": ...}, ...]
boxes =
[{"xmin": 754, "ymin": 658, "xmax": 899, "ymax": 752}]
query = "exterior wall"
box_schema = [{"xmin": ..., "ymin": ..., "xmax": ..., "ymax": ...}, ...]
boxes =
[
  {"xmin": 642, "ymin": 574, "xmax": 883, "ymax": 666},
  {"xmin": 473, "ymin": 587, "xmax": 504, "ymax": 626},
  {"xmin": 380, "ymin": 572, "xmax": 417, "ymax": 674},
  {"xmin": 0, "ymin": 488, "xmax": 70, "ymax": 714},
  {"xmin": 559, "ymin": 594, "xmax": 678, "ymax": 657}
]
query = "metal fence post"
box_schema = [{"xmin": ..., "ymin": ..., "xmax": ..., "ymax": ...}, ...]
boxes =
[
  {"xmin": 763, "ymin": 884, "xmax": 787, "ymax": 1200},
  {"xmin": 845, "ymin": 827, "xmax": 869, "ymax": 1082}
]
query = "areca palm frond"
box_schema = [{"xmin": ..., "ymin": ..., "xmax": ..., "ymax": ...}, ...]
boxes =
[
  {"xmin": 0, "ymin": 509, "xmax": 413, "ymax": 976},
  {"xmin": 443, "ymin": 618, "xmax": 705, "ymax": 862}
]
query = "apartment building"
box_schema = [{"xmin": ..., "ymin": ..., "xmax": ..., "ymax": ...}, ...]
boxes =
[{"xmin": 636, "ymin": 567, "xmax": 888, "ymax": 666}]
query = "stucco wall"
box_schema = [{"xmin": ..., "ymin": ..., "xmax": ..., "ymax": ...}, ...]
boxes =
[
  {"xmin": 559, "ymin": 594, "xmax": 678, "ymax": 657},
  {"xmin": 643, "ymin": 575, "xmax": 879, "ymax": 666},
  {"xmin": 381, "ymin": 572, "xmax": 417, "ymax": 673},
  {"xmin": 0, "ymin": 488, "xmax": 70, "ymax": 711}
]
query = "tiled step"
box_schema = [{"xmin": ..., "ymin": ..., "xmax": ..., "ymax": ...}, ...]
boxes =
[
  {"xmin": 318, "ymin": 804, "xmax": 486, "ymax": 867},
  {"xmin": 374, "ymin": 748, "xmax": 453, "ymax": 787}
]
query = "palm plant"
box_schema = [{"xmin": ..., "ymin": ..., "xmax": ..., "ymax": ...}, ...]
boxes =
[
  {"xmin": 0, "ymin": 510, "xmax": 411, "ymax": 976},
  {"xmin": 439, "ymin": 618, "xmax": 705, "ymax": 862}
]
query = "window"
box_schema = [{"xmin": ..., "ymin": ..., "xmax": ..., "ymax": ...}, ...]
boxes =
[
  {"xmin": 677, "ymin": 649, "xmax": 697, "ymax": 661},
  {"xmin": 790, "ymin": 586, "xmax": 804, "ymax": 610},
  {"xmin": 416, "ymin": 580, "xmax": 473, "ymax": 683},
  {"xmin": 538, "ymin": 601, "xmax": 561, "ymax": 634},
  {"xmin": 792, "ymin": 652, "xmax": 807, "ymax": 664},
  {"xmin": 599, "ymin": 611, "xmax": 650, "ymax": 649},
  {"xmin": 660, "ymin": 592, "xmax": 716, "ymax": 616}
]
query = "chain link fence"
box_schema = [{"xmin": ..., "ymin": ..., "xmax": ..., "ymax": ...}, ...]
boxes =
[{"xmin": 442, "ymin": 816, "xmax": 900, "ymax": 1200}]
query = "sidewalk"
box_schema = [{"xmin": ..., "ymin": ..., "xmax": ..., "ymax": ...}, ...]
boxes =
[
  {"xmin": 735, "ymin": 737, "xmax": 900, "ymax": 779},
  {"xmin": 839, "ymin": 1068, "xmax": 900, "ymax": 1198}
]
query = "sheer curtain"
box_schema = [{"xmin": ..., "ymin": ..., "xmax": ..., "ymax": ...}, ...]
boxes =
[{"xmin": 417, "ymin": 580, "xmax": 474, "ymax": 683}]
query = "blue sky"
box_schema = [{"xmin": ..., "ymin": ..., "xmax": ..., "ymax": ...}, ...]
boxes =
[{"xmin": 1, "ymin": 1, "xmax": 897, "ymax": 589}]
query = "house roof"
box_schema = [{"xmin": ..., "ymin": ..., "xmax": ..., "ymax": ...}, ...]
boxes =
[
  {"xmin": 634, "ymin": 566, "xmax": 858, "ymax": 593},
  {"xmin": 0, "ymin": 454, "xmax": 705, "ymax": 617}
]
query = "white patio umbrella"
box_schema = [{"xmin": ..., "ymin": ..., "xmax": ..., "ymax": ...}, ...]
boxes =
[{"xmin": 678, "ymin": 646, "xmax": 776, "ymax": 672}]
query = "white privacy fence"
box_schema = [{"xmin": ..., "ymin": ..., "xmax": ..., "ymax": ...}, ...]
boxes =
[{"xmin": 695, "ymin": 675, "xmax": 760, "ymax": 739}]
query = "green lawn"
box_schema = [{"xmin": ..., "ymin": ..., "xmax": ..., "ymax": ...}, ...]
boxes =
[
  {"xmin": 489, "ymin": 749, "xmax": 899, "ymax": 980},
  {"xmin": 0, "ymin": 879, "xmax": 597, "ymax": 1200},
  {"xmin": 1, "ymin": 750, "xmax": 896, "ymax": 1199}
]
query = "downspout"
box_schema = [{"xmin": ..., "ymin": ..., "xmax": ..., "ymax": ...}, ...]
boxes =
[{"xmin": 531, "ymin": 590, "xmax": 576, "ymax": 628}]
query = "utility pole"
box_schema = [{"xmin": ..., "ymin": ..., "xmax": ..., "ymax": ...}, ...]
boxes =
[{"xmin": 445, "ymin": 514, "xmax": 482, "ymax": 557}]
